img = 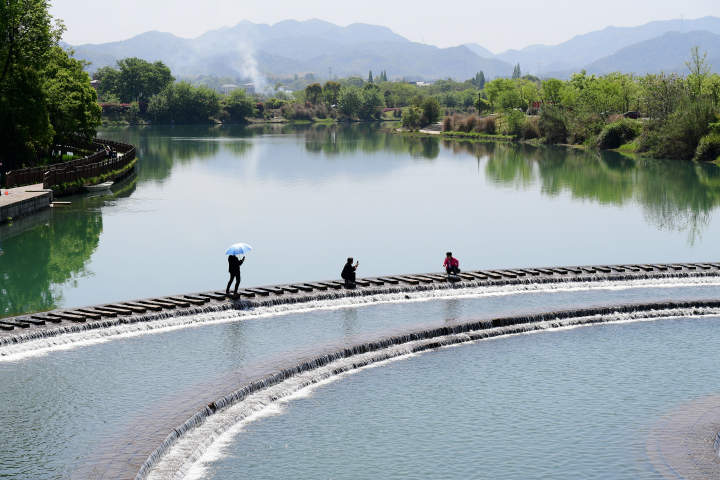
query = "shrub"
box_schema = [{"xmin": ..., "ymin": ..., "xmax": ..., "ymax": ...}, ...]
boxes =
[
  {"xmin": 539, "ymin": 105, "xmax": 567, "ymax": 144},
  {"xmin": 694, "ymin": 133, "xmax": 720, "ymax": 161},
  {"xmin": 401, "ymin": 107, "xmax": 423, "ymax": 129},
  {"xmin": 476, "ymin": 116, "xmax": 496, "ymax": 134},
  {"xmin": 281, "ymin": 103, "xmax": 313, "ymax": 120},
  {"xmin": 497, "ymin": 110, "xmax": 525, "ymax": 136},
  {"xmin": 596, "ymin": 119, "xmax": 642, "ymax": 150},
  {"xmin": 421, "ymin": 97, "xmax": 441, "ymax": 125},
  {"xmin": 638, "ymin": 98, "xmax": 716, "ymax": 160},
  {"xmin": 520, "ymin": 116, "xmax": 541, "ymax": 139},
  {"xmin": 463, "ymin": 115, "xmax": 478, "ymax": 133},
  {"xmin": 566, "ymin": 111, "xmax": 604, "ymax": 145},
  {"xmin": 442, "ymin": 116, "xmax": 453, "ymax": 132},
  {"xmin": 475, "ymin": 96, "xmax": 491, "ymax": 113}
]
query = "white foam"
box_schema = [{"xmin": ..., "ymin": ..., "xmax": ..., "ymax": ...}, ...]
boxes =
[
  {"xmin": 3, "ymin": 276, "xmax": 720, "ymax": 362},
  {"xmin": 142, "ymin": 307, "xmax": 720, "ymax": 480}
]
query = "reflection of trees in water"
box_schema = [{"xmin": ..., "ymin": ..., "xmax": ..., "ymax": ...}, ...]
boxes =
[
  {"xmin": 302, "ymin": 124, "xmax": 440, "ymax": 159},
  {"xmin": 636, "ymin": 159, "xmax": 720, "ymax": 244},
  {"xmin": 98, "ymin": 125, "xmax": 254, "ymax": 183},
  {"xmin": 447, "ymin": 140, "xmax": 720, "ymax": 242},
  {"xmin": 0, "ymin": 210, "xmax": 103, "ymax": 317}
]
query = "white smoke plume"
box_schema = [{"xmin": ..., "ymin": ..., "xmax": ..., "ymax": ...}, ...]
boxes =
[{"xmin": 232, "ymin": 42, "xmax": 271, "ymax": 95}]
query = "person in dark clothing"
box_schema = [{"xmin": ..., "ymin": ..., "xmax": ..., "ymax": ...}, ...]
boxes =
[
  {"xmin": 341, "ymin": 257, "xmax": 359, "ymax": 288},
  {"xmin": 226, "ymin": 254, "xmax": 245, "ymax": 295},
  {"xmin": 443, "ymin": 251, "xmax": 460, "ymax": 275}
]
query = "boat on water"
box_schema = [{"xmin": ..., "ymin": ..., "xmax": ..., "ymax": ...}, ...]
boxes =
[{"xmin": 84, "ymin": 181, "xmax": 114, "ymax": 192}]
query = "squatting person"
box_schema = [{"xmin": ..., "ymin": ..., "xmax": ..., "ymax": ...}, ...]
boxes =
[
  {"xmin": 443, "ymin": 251, "xmax": 460, "ymax": 275},
  {"xmin": 341, "ymin": 257, "xmax": 359, "ymax": 288}
]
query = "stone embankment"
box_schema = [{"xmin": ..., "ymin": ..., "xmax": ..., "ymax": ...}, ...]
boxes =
[
  {"xmin": 1, "ymin": 137, "xmax": 137, "ymax": 223},
  {"xmin": 0, "ymin": 184, "xmax": 52, "ymax": 224},
  {"xmin": 2, "ymin": 262, "xmax": 719, "ymax": 343}
]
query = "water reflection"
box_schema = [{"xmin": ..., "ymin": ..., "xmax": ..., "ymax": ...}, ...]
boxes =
[
  {"xmin": 457, "ymin": 140, "xmax": 720, "ymax": 243},
  {"xmin": 1, "ymin": 124, "xmax": 720, "ymax": 319},
  {"xmin": 0, "ymin": 208, "xmax": 102, "ymax": 316},
  {"xmin": 302, "ymin": 124, "xmax": 439, "ymax": 159}
]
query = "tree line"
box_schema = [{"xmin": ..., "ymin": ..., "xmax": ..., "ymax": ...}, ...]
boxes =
[
  {"xmin": 1, "ymin": 0, "xmax": 101, "ymax": 174},
  {"xmin": 3, "ymin": 0, "xmax": 719, "ymax": 174},
  {"xmin": 93, "ymin": 58, "xmax": 255, "ymax": 124},
  {"xmin": 440, "ymin": 48, "xmax": 720, "ymax": 161}
]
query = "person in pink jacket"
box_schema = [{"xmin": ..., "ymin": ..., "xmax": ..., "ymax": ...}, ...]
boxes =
[{"xmin": 443, "ymin": 251, "xmax": 460, "ymax": 275}]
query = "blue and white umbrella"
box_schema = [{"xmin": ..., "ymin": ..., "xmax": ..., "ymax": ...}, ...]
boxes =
[{"xmin": 225, "ymin": 242, "xmax": 253, "ymax": 255}]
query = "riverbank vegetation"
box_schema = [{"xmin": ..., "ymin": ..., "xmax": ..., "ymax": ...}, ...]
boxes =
[
  {"xmin": 0, "ymin": 0, "xmax": 101, "ymax": 174},
  {"xmin": 437, "ymin": 49, "xmax": 720, "ymax": 161},
  {"xmin": 95, "ymin": 49, "xmax": 719, "ymax": 162},
  {"xmin": 4, "ymin": 0, "xmax": 719, "ymax": 173}
]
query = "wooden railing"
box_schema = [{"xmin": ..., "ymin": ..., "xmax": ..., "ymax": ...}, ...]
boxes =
[{"xmin": 4, "ymin": 138, "xmax": 136, "ymax": 189}]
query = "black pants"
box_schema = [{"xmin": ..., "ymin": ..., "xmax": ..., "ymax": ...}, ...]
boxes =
[
  {"xmin": 226, "ymin": 272, "xmax": 240, "ymax": 293},
  {"xmin": 343, "ymin": 274, "xmax": 356, "ymax": 288},
  {"xmin": 446, "ymin": 266, "xmax": 460, "ymax": 275}
]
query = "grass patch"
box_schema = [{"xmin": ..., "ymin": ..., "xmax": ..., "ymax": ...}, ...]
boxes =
[
  {"xmin": 616, "ymin": 140, "xmax": 640, "ymax": 153},
  {"xmin": 311, "ymin": 117, "xmax": 337, "ymax": 124},
  {"xmin": 442, "ymin": 131, "xmax": 514, "ymax": 141},
  {"xmin": 54, "ymin": 158, "xmax": 137, "ymax": 196}
]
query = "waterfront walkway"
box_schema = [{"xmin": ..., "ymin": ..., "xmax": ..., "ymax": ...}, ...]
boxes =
[{"xmin": 0, "ymin": 184, "xmax": 52, "ymax": 224}]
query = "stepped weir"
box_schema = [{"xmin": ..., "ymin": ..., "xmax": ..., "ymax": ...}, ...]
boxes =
[
  {"xmin": 3, "ymin": 262, "xmax": 720, "ymax": 479},
  {"xmin": 136, "ymin": 298, "xmax": 720, "ymax": 480},
  {"xmin": 3, "ymin": 262, "xmax": 720, "ymax": 346}
]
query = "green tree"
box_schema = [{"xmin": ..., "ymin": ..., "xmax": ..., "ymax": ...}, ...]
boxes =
[
  {"xmin": 43, "ymin": 46, "xmax": 101, "ymax": 144},
  {"xmin": 401, "ymin": 106, "xmax": 423, "ymax": 129},
  {"xmin": 476, "ymin": 94, "xmax": 491, "ymax": 113},
  {"xmin": 322, "ymin": 80, "xmax": 341, "ymax": 105},
  {"xmin": 147, "ymin": 82, "xmax": 220, "ymax": 123},
  {"xmin": 512, "ymin": 64, "xmax": 521, "ymax": 80},
  {"xmin": 541, "ymin": 78, "xmax": 563, "ymax": 104},
  {"xmin": 484, "ymin": 78, "xmax": 517, "ymax": 109},
  {"xmin": 686, "ymin": 46, "xmax": 710, "ymax": 99},
  {"xmin": 115, "ymin": 57, "xmax": 174, "ymax": 103},
  {"xmin": 359, "ymin": 84, "xmax": 385, "ymax": 120},
  {"xmin": 92, "ymin": 66, "xmax": 120, "ymax": 100},
  {"xmin": 368, "ymin": 70, "xmax": 374, "ymax": 83},
  {"xmin": 421, "ymin": 97, "xmax": 440, "ymax": 125},
  {"xmin": 472, "ymin": 71, "xmax": 486, "ymax": 89},
  {"xmin": 222, "ymin": 89, "xmax": 255, "ymax": 123},
  {"xmin": 0, "ymin": 0, "xmax": 61, "ymax": 171},
  {"xmin": 338, "ymin": 86, "xmax": 362, "ymax": 117},
  {"xmin": 304, "ymin": 82, "xmax": 322, "ymax": 104}
]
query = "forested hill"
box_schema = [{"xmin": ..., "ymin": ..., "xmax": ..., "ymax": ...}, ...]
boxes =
[
  {"xmin": 68, "ymin": 19, "xmax": 513, "ymax": 80},
  {"xmin": 68, "ymin": 17, "xmax": 720, "ymax": 80}
]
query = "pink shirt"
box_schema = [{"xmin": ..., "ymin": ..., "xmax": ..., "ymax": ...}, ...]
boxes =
[{"xmin": 444, "ymin": 257, "xmax": 459, "ymax": 268}]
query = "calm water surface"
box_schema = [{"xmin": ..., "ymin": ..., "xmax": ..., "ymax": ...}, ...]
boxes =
[
  {"xmin": 203, "ymin": 315, "xmax": 720, "ymax": 480},
  {"xmin": 2, "ymin": 124, "xmax": 720, "ymax": 318}
]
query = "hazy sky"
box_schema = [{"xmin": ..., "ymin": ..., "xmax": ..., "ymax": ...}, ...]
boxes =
[{"xmin": 50, "ymin": 0, "xmax": 720, "ymax": 52}]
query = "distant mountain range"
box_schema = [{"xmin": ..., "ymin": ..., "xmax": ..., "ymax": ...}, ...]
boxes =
[{"xmin": 67, "ymin": 16, "xmax": 720, "ymax": 82}]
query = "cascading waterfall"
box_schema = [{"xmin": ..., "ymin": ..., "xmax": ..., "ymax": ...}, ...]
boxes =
[
  {"xmin": 137, "ymin": 300, "xmax": 720, "ymax": 480},
  {"xmin": 4, "ymin": 274, "xmax": 720, "ymax": 362}
]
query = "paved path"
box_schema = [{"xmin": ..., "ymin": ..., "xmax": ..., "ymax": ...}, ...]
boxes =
[
  {"xmin": 0, "ymin": 183, "xmax": 52, "ymax": 223},
  {"xmin": 0, "ymin": 183, "xmax": 47, "ymax": 206}
]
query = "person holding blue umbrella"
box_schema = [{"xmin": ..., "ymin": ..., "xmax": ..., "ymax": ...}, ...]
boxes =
[{"xmin": 225, "ymin": 242, "xmax": 252, "ymax": 295}]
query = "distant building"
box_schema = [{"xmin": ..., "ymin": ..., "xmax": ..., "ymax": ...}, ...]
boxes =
[
  {"xmin": 90, "ymin": 79, "xmax": 100, "ymax": 90},
  {"xmin": 221, "ymin": 84, "xmax": 239, "ymax": 95},
  {"xmin": 222, "ymin": 83, "xmax": 255, "ymax": 94}
]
